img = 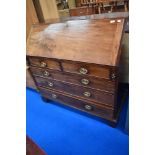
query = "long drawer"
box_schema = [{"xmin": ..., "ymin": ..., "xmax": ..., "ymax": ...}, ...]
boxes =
[
  {"xmin": 30, "ymin": 67, "xmax": 116, "ymax": 93},
  {"xmin": 39, "ymin": 87, "xmax": 114, "ymax": 120},
  {"xmin": 35, "ymin": 76, "xmax": 115, "ymax": 106}
]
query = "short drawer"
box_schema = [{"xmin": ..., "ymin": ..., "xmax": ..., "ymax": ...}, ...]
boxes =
[
  {"xmin": 39, "ymin": 87, "xmax": 114, "ymax": 119},
  {"xmin": 30, "ymin": 67, "xmax": 116, "ymax": 93},
  {"xmin": 28, "ymin": 57, "xmax": 61, "ymax": 71},
  {"xmin": 35, "ymin": 76, "xmax": 115, "ymax": 106},
  {"xmin": 61, "ymin": 61, "xmax": 113, "ymax": 79}
]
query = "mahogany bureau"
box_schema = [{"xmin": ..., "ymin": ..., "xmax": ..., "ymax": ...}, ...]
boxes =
[{"xmin": 26, "ymin": 17, "xmax": 125, "ymax": 124}]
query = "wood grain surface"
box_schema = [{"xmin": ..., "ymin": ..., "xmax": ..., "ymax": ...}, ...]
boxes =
[{"xmin": 27, "ymin": 18, "xmax": 125, "ymax": 66}]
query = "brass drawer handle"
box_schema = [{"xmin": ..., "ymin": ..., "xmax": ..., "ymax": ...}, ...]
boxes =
[
  {"xmin": 83, "ymin": 91, "xmax": 91, "ymax": 97},
  {"xmin": 52, "ymin": 94, "xmax": 57, "ymax": 99},
  {"xmin": 48, "ymin": 82, "xmax": 53, "ymax": 87},
  {"xmin": 43, "ymin": 71, "xmax": 50, "ymax": 77},
  {"xmin": 40, "ymin": 61, "xmax": 47, "ymax": 67},
  {"xmin": 81, "ymin": 79, "xmax": 90, "ymax": 85},
  {"xmin": 84, "ymin": 105, "xmax": 93, "ymax": 111},
  {"xmin": 79, "ymin": 68, "xmax": 88, "ymax": 75}
]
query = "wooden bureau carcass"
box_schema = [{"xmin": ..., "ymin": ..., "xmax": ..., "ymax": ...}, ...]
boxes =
[{"xmin": 26, "ymin": 17, "xmax": 125, "ymax": 125}]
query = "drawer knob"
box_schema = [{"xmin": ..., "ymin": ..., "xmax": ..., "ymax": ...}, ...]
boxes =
[
  {"xmin": 52, "ymin": 94, "xmax": 57, "ymax": 99},
  {"xmin": 48, "ymin": 82, "xmax": 53, "ymax": 87},
  {"xmin": 43, "ymin": 71, "xmax": 50, "ymax": 77},
  {"xmin": 40, "ymin": 61, "xmax": 47, "ymax": 67},
  {"xmin": 79, "ymin": 68, "xmax": 88, "ymax": 75},
  {"xmin": 81, "ymin": 79, "xmax": 90, "ymax": 85},
  {"xmin": 84, "ymin": 105, "xmax": 93, "ymax": 111},
  {"xmin": 83, "ymin": 91, "xmax": 91, "ymax": 97}
]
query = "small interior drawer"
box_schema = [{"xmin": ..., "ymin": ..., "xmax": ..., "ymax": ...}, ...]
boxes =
[
  {"xmin": 61, "ymin": 61, "xmax": 112, "ymax": 79},
  {"xmin": 39, "ymin": 87, "xmax": 114, "ymax": 119},
  {"xmin": 28, "ymin": 57, "xmax": 61, "ymax": 71}
]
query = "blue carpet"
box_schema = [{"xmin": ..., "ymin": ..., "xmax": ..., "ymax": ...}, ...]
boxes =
[{"xmin": 26, "ymin": 88, "xmax": 129, "ymax": 155}]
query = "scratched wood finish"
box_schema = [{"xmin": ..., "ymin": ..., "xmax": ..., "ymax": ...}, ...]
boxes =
[
  {"xmin": 27, "ymin": 18, "xmax": 125, "ymax": 66},
  {"xmin": 34, "ymin": 76, "xmax": 115, "ymax": 106},
  {"xmin": 39, "ymin": 87, "xmax": 114, "ymax": 120},
  {"xmin": 30, "ymin": 66, "xmax": 116, "ymax": 93}
]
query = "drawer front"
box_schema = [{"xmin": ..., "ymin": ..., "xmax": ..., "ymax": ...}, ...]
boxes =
[
  {"xmin": 62, "ymin": 61, "xmax": 112, "ymax": 79},
  {"xmin": 28, "ymin": 57, "xmax": 61, "ymax": 71},
  {"xmin": 39, "ymin": 87, "xmax": 114, "ymax": 119},
  {"xmin": 30, "ymin": 67, "xmax": 116, "ymax": 93},
  {"xmin": 35, "ymin": 76, "xmax": 115, "ymax": 106}
]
